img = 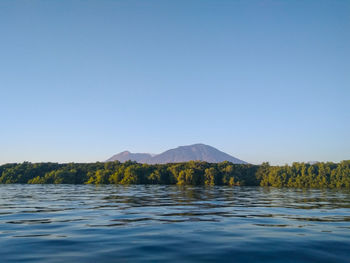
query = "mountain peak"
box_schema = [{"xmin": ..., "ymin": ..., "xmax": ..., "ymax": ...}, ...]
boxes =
[{"xmin": 106, "ymin": 144, "xmax": 247, "ymax": 164}]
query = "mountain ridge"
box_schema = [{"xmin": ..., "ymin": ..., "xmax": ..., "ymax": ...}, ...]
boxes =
[{"xmin": 106, "ymin": 144, "xmax": 247, "ymax": 164}]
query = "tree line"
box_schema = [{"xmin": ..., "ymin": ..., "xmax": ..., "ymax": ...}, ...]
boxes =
[{"xmin": 0, "ymin": 160, "xmax": 349, "ymax": 188}]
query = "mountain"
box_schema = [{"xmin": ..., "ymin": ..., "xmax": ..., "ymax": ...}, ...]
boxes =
[
  {"xmin": 106, "ymin": 144, "xmax": 247, "ymax": 164},
  {"xmin": 106, "ymin": 151, "xmax": 152, "ymax": 163}
]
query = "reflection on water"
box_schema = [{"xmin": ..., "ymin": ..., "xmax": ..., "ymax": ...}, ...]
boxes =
[{"xmin": 0, "ymin": 185, "xmax": 349, "ymax": 262}]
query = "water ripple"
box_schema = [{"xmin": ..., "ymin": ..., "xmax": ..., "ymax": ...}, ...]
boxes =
[{"xmin": 0, "ymin": 185, "xmax": 349, "ymax": 262}]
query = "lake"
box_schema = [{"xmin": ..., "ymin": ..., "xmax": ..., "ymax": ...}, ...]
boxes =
[{"xmin": 0, "ymin": 185, "xmax": 349, "ymax": 262}]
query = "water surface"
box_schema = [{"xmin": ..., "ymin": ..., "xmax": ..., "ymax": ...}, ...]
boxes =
[{"xmin": 0, "ymin": 185, "xmax": 349, "ymax": 262}]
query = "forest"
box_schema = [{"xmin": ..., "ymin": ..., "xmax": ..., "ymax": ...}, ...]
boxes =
[{"xmin": 0, "ymin": 160, "xmax": 349, "ymax": 188}]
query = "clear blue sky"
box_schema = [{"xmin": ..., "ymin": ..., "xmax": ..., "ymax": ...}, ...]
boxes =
[{"xmin": 1, "ymin": 0, "xmax": 349, "ymax": 165}]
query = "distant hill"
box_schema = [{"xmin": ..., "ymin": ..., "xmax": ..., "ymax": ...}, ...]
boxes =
[
  {"xmin": 106, "ymin": 151, "xmax": 152, "ymax": 163},
  {"xmin": 106, "ymin": 144, "xmax": 247, "ymax": 164}
]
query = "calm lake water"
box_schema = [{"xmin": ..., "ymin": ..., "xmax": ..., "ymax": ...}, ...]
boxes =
[{"xmin": 0, "ymin": 185, "xmax": 349, "ymax": 263}]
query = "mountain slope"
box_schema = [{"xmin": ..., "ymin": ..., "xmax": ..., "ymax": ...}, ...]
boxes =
[
  {"xmin": 106, "ymin": 144, "xmax": 247, "ymax": 164},
  {"xmin": 149, "ymin": 144, "xmax": 246, "ymax": 164},
  {"xmin": 106, "ymin": 151, "xmax": 152, "ymax": 163}
]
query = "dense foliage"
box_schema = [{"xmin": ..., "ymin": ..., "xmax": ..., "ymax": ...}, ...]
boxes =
[{"xmin": 0, "ymin": 161, "xmax": 349, "ymax": 188}]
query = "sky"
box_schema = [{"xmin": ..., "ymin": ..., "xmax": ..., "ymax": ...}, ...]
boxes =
[{"xmin": 0, "ymin": 0, "xmax": 349, "ymax": 165}]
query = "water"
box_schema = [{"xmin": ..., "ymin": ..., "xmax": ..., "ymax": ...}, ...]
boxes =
[{"xmin": 0, "ymin": 185, "xmax": 349, "ymax": 263}]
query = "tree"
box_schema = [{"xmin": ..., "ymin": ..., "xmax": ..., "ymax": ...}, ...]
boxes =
[{"xmin": 204, "ymin": 167, "xmax": 218, "ymax": 186}]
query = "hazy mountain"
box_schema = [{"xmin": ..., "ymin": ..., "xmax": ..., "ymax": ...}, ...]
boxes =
[
  {"xmin": 106, "ymin": 151, "xmax": 152, "ymax": 163},
  {"xmin": 106, "ymin": 144, "xmax": 247, "ymax": 164}
]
